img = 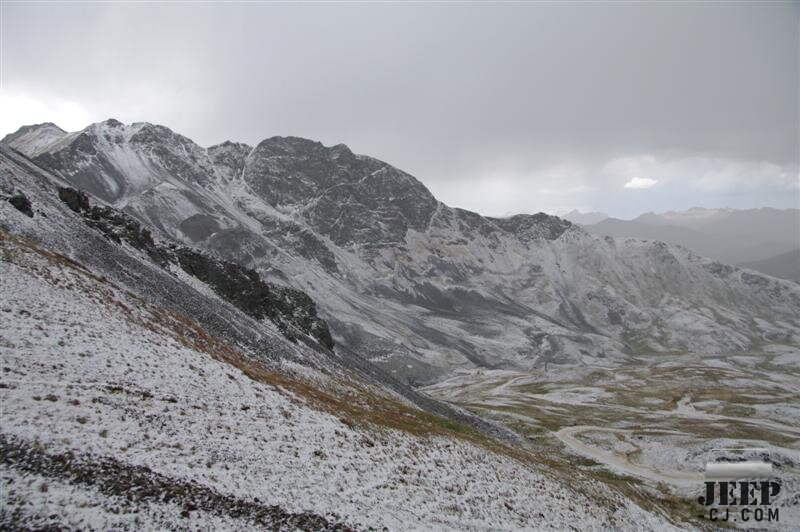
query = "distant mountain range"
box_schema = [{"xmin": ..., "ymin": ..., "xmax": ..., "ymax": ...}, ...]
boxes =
[
  {"xmin": 561, "ymin": 209, "xmax": 610, "ymax": 225},
  {"xmin": 565, "ymin": 207, "xmax": 799, "ymax": 283}
]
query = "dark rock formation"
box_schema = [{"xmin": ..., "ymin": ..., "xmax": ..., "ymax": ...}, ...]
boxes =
[
  {"xmin": 8, "ymin": 192, "xmax": 33, "ymax": 217},
  {"xmin": 493, "ymin": 213, "xmax": 573, "ymax": 242},
  {"xmin": 174, "ymin": 247, "xmax": 334, "ymax": 350},
  {"xmin": 58, "ymin": 187, "xmax": 91, "ymax": 213}
]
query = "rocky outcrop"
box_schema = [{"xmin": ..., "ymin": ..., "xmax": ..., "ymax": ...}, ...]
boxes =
[
  {"xmin": 493, "ymin": 213, "xmax": 574, "ymax": 242},
  {"xmin": 173, "ymin": 247, "xmax": 334, "ymax": 350},
  {"xmin": 7, "ymin": 192, "xmax": 33, "ymax": 218}
]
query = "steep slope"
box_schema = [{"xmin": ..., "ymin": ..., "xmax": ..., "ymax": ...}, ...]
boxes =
[
  {"xmin": 0, "ymin": 145, "xmax": 516, "ymax": 439},
  {"xmin": 0, "ymin": 185, "xmax": 676, "ymax": 529},
  {"xmin": 2, "ymin": 230, "xmax": 681, "ymax": 530},
  {"xmin": 5, "ymin": 121, "xmax": 800, "ymax": 385}
]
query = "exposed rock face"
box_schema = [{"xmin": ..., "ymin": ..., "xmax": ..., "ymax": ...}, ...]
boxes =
[
  {"xmin": 493, "ymin": 213, "xmax": 573, "ymax": 242},
  {"xmin": 244, "ymin": 137, "xmax": 439, "ymax": 247},
  {"xmin": 5, "ymin": 121, "xmax": 800, "ymax": 384},
  {"xmin": 207, "ymin": 141, "xmax": 252, "ymax": 182},
  {"xmin": 58, "ymin": 187, "xmax": 91, "ymax": 213},
  {"xmin": 173, "ymin": 247, "xmax": 334, "ymax": 350}
]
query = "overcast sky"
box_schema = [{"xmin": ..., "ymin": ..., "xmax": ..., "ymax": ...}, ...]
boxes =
[{"xmin": 1, "ymin": 2, "xmax": 797, "ymax": 218}]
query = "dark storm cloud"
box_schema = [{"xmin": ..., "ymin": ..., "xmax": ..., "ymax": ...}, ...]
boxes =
[{"xmin": 1, "ymin": 2, "xmax": 797, "ymax": 217}]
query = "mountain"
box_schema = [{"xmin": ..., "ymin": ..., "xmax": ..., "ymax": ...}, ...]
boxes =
[
  {"xmin": 634, "ymin": 206, "xmax": 735, "ymax": 227},
  {"xmin": 740, "ymin": 248, "xmax": 800, "ymax": 284},
  {"xmin": 2, "ymin": 119, "xmax": 799, "ymax": 528},
  {"xmin": 0, "ymin": 133, "xmax": 681, "ymax": 530},
  {"xmin": 582, "ymin": 207, "xmax": 800, "ymax": 277},
  {"xmin": 561, "ymin": 209, "xmax": 609, "ymax": 225},
  {"xmin": 4, "ymin": 120, "xmax": 798, "ymax": 385}
]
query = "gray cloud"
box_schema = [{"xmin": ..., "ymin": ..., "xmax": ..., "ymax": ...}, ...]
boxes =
[{"xmin": 1, "ymin": 2, "xmax": 797, "ymax": 217}]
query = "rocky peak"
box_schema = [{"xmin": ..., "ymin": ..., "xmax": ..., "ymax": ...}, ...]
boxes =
[
  {"xmin": 255, "ymin": 136, "xmax": 326, "ymax": 156},
  {"xmin": 8, "ymin": 121, "xmax": 576, "ymax": 249},
  {"xmin": 128, "ymin": 122, "xmax": 188, "ymax": 146},
  {"xmin": 209, "ymin": 140, "xmax": 252, "ymax": 153},
  {"xmin": 207, "ymin": 141, "xmax": 253, "ymax": 182},
  {"xmin": 30, "ymin": 120, "xmax": 219, "ymax": 203},
  {"xmin": 1, "ymin": 122, "xmax": 67, "ymax": 157},
  {"xmin": 102, "ymin": 118, "xmax": 124, "ymax": 128},
  {"xmin": 244, "ymin": 135, "xmax": 438, "ymax": 246}
]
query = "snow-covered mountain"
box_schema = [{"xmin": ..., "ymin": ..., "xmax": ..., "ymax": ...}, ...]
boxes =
[
  {"xmin": 3, "ymin": 119, "xmax": 799, "ymax": 529},
  {"xmin": 0, "ymin": 128, "xmax": 680, "ymax": 530},
  {"xmin": 4, "ymin": 120, "xmax": 799, "ymax": 385}
]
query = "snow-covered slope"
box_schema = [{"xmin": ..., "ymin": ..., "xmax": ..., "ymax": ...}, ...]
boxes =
[
  {"xmin": 2, "ymin": 119, "xmax": 796, "ymax": 529},
  {"xmin": 2, "ymin": 145, "xmax": 521, "ymax": 443},
  {"xmin": 0, "ymin": 220, "xmax": 676, "ymax": 530},
  {"xmin": 4, "ymin": 120, "xmax": 799, "ymax": 385}
]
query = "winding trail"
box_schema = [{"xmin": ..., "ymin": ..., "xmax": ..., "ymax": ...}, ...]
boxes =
[{"xmin": 554, "ymin": 425, "xmax": 704, "ymax": 487}]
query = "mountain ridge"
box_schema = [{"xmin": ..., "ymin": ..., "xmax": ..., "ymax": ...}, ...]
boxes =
[{"xmin": 4, "ymin": 120, "xmax": 799, "ymax": 385}]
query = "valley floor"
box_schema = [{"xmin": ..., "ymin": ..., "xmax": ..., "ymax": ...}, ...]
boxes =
[{"xmin": 424, "ymin": 349, "xmax": 800, "ymax": 530}]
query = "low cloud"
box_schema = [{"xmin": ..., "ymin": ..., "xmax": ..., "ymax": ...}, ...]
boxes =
[
  {"xmin": 433, "ymin": 153, "xmax": 798, "ymax": 219},
  {"xmin": 0, "ymin": 90, "xmax": 94, "ymax": 135},
  {"xmin": 691, "ymin": 160, "xmax": 798, "ymax": 191},
  {"xmin": 623, "ymin": 177, "xmax": 658, "ymax": 189}
]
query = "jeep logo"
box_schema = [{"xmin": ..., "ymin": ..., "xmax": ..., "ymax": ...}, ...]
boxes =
[{"xmin": 698, "ymin": 481, "xmax": 781, "ymax": 523}]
